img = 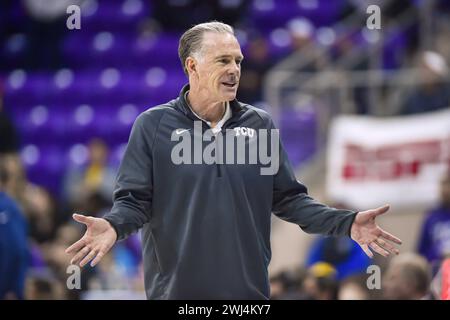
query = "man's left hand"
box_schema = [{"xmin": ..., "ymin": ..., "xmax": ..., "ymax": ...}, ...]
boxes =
[{"xmin": 350, "ymin": 204, "xmax": 402, "ymax": 258}]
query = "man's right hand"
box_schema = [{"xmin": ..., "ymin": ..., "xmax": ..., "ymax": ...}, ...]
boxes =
[{"xmin": 65, "ymin": 214, "xmax": 117, "ymax": 267}]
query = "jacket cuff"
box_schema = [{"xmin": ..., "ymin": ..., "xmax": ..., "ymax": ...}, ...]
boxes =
[
  {"xmin": 103, "ymin": 216, "xmax": 122, "ymax": 242},
  {"xmin": 347, "ymin": 211, "xmax": 358, "ymax": 238}
]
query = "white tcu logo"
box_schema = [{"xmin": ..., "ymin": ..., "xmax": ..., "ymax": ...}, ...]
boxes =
[{"xmin": 234, "ymin": 127, "xmax": 255, "ymax": 138}]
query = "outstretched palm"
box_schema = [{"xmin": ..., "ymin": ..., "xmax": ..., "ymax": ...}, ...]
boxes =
[
  {"xmin": 65, "ymin": 214, "xmax": 117, "ymax": 267},
  {"xmin": 350, "ymin": 205, "xmax": 402, "ymax": 258}
]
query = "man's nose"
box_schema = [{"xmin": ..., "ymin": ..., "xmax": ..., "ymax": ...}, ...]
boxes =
[{"xmin": 228, "ymin": 61, "xmax": 240, "ymax": 75}]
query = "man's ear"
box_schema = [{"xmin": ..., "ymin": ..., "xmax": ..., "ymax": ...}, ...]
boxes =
[{"xmin": 185, "ymin": 57, "xmax": 197, "ymax": 75}]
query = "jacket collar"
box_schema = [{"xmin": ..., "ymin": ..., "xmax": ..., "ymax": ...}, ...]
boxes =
[{"xmin": 176, "ymin": 83, "xmax": 244, "ymax": 121}]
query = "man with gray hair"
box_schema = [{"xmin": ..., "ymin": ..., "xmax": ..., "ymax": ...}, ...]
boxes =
[{"xmin": 66, "ymin": 21, "xmax": 402, "ymax": 299}]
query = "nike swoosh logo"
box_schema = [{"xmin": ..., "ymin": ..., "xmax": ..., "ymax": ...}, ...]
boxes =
[{"xmin": 175, "ymin": 129, "xmax": 190, "ymax": 134}]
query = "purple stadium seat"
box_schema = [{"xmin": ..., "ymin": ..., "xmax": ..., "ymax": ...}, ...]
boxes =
[
  {"xmin": 21, "ymin": 145, "xmax": 65, "ymax": 195},
  {"xmin": 131, "ymin": 33, "xmax": 180, "ymax": 67},
  {"xmin": 1, "ymin": 33, "xmax": 29, "ymax": 68},
  {"xmin": 81, "ymin": 0, "xmax": 150, "ymax": 33}
]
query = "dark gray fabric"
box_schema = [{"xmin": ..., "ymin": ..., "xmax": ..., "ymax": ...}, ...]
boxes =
[{"xmin": 103, "ymin": 84, "xmax": 357, "ymax": 299}]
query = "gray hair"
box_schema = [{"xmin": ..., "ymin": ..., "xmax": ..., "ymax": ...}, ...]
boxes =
[{"xmin": 178, "ymin": 21, "xmax": 235, "ymax": 76}]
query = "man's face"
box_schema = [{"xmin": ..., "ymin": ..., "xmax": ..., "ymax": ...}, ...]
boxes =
[{"xmin": 189, "ymin": 32, "xmax": 243, "ymax": 102}]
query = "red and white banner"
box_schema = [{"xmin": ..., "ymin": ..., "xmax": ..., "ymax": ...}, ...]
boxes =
[{"xmin": 326, "ymin": 108, "xmax": 450, "ymax": 209}]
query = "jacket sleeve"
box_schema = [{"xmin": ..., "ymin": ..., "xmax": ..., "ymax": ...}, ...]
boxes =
[
  {"xmin": 103, "ymin": 112, "xmax": 157, "ymax": 241},
  {"xmin": 270, "ymin": 120, "xmax": 357, "ymax": 237}
]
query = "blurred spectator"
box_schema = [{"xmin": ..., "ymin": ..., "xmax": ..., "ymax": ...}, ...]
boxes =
[
  {"xmin": 269, "ymin": 272, "xmax": 288, "ymax": 300},
  {"xmin": 152, "ymin": 0, "xmax": 249, "ymax": 31},
  {"xmin": 63, "ymin": 138, "xmax": 116, "ymax": 213},
  {"xmin": 0, "ymin": 84, "xmax": 19, "ymax": 154},
  {"xmin": 417, "ymin": 172, "xmax": 450, "ymax": 264},
  {"xmin": 0, "ymin": 157, "xmax": 29, "ymax": 299},
  {"xmin": 301, "ymin": 262, "xmax": 339, "ymax": 300},
  {"xmin": 37, "ymin": 222, "xmax": 87, "ymax": 299},
  {"xmin": 25, "ymin": 268, "xmax": 69, "ymax": 300},
  {"xmin": 428, "ymin": 257, "xmax": 450, "ymax": 299},
  {"xmin": 382, "ymin": 253, "xmax": 431, "ymax": 300},
  {"xmin": 53, "ymin": 222, "xmax": 82, "ymax": 248},
  {"xmin": 288, "ymin": 17, "xmax": 315, "ymax": 53},
  {"xmin": 87, "ymin": 251, "xmax": 128, "ymax": 291},
  {"xmin": 22, "ymin": 0, "xmax": 80, "ymax": 70},
  {"xmin": 306, "ymin": 236, "xmax": 371, "ymax": 280},
  {"xmin": 0, "ymin": 1, "xmax": 15, "ymax": 37},
  {"xmin": 400, "ymin": 51, "xmax": 450, "ymax": 115},
  {"xmin": 25, "ymin": 185, "xmax": 59, "ymax": 243},
  {"xmin": 238, "ymin": 35, "xmax": 273, "ymax": 104},
  {"xmin": 85, "ymin": 243, "xmax": 144, "ymax": 294},
  {"xmin": 331, "ymin": 32, "xmax": 372, "ymax": 114},
  {"xmin": 1, "ymin": 153, "xmax": 61, "ymax": 243},
  {"xmin": 338, "ymin": 273, "xmax": 373, "ymax": 300},
  {"xmin": 42, "ymin": 225, "xmax": 79, "ymax": 270},
  {"xmin": 25, "ymin": 271, "xmax": 66, "ymax": 300},
  {"xmin": 270, "ymin": 269, "xmax": 304, "ymax": 300},
  {"xmin": 0, "ymin": 154, "xmax": 27, "ymax": 202},
  {"xmin": 287, "ymin": 18, "xmax": 328, "ymax": 72}
]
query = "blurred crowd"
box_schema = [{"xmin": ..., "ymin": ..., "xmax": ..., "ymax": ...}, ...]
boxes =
[
  {"xmin": 270, "ymin": 172, "xmax": 450, "ymax": 300},
  {"xmin": 1, "ymin": 0, "xmax": 450, "ymax": 300},
  {"xmin": 0, "ymin": 130, "xmax": 145, "ymax": 299},
  {"xmin": 269, "ymin": 252, "xmax": 435, "ymax": 300},
  {"xmin": 1, "ymin": 82, "xmax": 144, "ymax": 298}
]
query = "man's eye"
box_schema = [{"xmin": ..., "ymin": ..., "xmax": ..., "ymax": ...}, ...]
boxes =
[{"xmin": 219, "ymin": 59, "xmax": 229, "ymax": 64}]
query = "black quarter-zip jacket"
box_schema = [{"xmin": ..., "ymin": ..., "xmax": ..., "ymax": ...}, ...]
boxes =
[{"xmin": 103, "ymin": 84, "xmax": 357, "ymax": 300}]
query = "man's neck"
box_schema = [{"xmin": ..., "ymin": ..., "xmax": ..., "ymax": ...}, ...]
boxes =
[{"xmin": 186, "ymin": 90, "xmax": 226, "ymax": 127}]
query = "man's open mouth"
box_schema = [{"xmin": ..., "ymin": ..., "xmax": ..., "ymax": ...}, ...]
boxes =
[{"xmin": 222, "ymin": 82, "xmax": 237, "ymax": 88}]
